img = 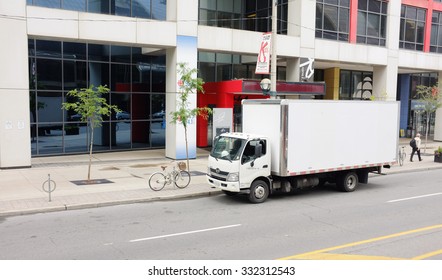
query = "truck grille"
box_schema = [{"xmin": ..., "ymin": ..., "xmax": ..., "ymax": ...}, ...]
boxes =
[{"xmin": 209, "ymin": 168, "xmax": 229, "ymax": 181}]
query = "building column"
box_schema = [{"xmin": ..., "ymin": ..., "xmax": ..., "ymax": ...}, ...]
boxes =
[
  {"xmin": 286, "ymin": 58, "xmax": 300, "ymax": 82},
  {"xmin": 373, "ymin": 61, "xmax": 398, "ymax": 101},
  {"xmin": 0, "ymin": 0, "xmax": 31, "ymax": 168},
  {"xmin": 324, "ymin": 68, "xmax": 340, "ymax": 100},
  {"xmin": 165, "ymin": 0, "xmax": 199, "ymax": 159},
  {"xmin": 434, "ymin": 72, "xmax": 442, "ymax": 141},
  {"xmin": 288, "ymin": 0, "xmax": 315, "ymax": 58}
]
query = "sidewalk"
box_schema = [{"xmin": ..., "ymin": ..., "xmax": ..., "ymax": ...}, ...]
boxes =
[{"xmin": 1, "ymin": 138, "xmax": 441, "ymax": 217}]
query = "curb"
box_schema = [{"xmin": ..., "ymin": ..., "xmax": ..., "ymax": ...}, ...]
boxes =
[{"xmin": 0, "ymin": 190, "xmax": 223, "ymax": 218}]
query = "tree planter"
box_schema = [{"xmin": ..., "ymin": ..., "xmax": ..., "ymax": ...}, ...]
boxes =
[{"xmin": 434, "ymin": 154, "xmax": 442, "ymax": 163}]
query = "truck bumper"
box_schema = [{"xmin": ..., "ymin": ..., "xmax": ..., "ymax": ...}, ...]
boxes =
[{"xmin": 206, "ymin": 175, "xmax": 241, "ymax": 193}]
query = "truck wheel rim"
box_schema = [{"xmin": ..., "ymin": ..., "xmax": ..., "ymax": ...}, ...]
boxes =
[
  {"xmin": 254, "ymin": 185, "xmax": 266, "ymax": 199},
  {"xmin": 347, "ymin": 176, "xmax": 356, "ymax": 189}
]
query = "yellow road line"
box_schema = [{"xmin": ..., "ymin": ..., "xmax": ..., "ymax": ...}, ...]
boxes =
[
  {"xmin": 295, "ymin": 252, "xmax": 405, "ymax": 260},
  {"xmin": 279, "ymin": 224, "xmax": 442, "ymax": 260},
  {"xmin": 412, "ymin": 249, "xmax": 442, "ymax": 260}
]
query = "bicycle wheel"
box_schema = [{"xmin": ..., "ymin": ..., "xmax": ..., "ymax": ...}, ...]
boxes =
[
  {"xmin": 149, "ymin": 172, "xmax": 166, "ymax": 191},
  {"xmin": 174, "ymin": 170, "xmax": 191, "ymax": 188}
]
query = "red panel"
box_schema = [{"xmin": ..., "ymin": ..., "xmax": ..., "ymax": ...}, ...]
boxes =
[{"xmin": 349, "ymin": 0, "xmax": 358, "ymax": 43}]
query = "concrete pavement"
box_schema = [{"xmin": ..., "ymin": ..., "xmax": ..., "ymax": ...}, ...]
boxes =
[{"xmin": 1, "ymin": 138, "xmax": 441, "ymax": 217}]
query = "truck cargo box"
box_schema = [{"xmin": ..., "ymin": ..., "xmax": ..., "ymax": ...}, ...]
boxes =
[{"xmin": 241, "ymin": 99, "xmax": 399, "ymax": 177}]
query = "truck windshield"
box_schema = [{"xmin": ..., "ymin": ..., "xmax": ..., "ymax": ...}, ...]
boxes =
[{"xmin": 210, "ymin": 136, "xmax": 245, "ymax": 161}]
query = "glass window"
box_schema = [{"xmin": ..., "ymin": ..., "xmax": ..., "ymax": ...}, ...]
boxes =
[
  {"xmin": 64, "ymin": 61, "xmax": 87, "ymax": 90},
  {"xmin": 88, "ymin": 0, "xmax": 110, "ymax": 14},
  {"xmin": 111, "ymin": 46, "xmax": 131, "ymax": 63},
  {"xmin": 89, "ymin": 62, "xmax": 110, "ymax": 87},
  {"xmin": 133, "ymin": 0, "xmax": 151, "ymax": 18},
  {"xmin": 36, "ymin": 59, "xmax": 62, "ymax": 90},
  {"xmin": 111, "ymin": 64, "xmax": 131, "ymax": 92},
  {"xmin": 34, "ymin": 0, "xmax": 61, "ymax": 8},
  {"xmin": 199, "ymin": 0, "xmax": 287, "ymax": 34},
  {"xmin": 29, "ymin": 39, "xmax": 167, "ymax": 155},
  {"xmin": 132, "ymin": 64, "xmax": 151, "ymax": 92},
  {"xmin": 316, "ymin": 0, "xmax": 350, "ymax": 41},
  {"xmin": 152, "ymin": 57, "xmax": 166, "ymax": 93},
  {"xmin": 63, "ymin": 0, "xmax": 86, "ymax": 11},
  {"xmin": 113, "ymin": 0, "xmax": 131, "ymax": 17},
  {"xmin": 430, "ymin": 11, "xmax": 442, "ymax": 53},
  {"xmin": 400, "ymin": 5, "xmax": 426, "ymax": 51},
  {"xmin": 88, "ymin": 44, "xmax": 110, "ymax": 62},
  {"xmin": 339, "ymin": 70, "xmax": 373, "ymax": 100},
  {"xmin": 36, "ymin": 40, "xmax": 62, "ymax": 58},
  {"xmin": 357, "ymin": 0, "xmax": 387, "ymax": 46},
  {"xmin": 152, "ymin": 0, "xmax": 167, "ymax": 20},
  {"xmin": 63, "ymin": 42, "xmax": 86, "ymax": 60}
]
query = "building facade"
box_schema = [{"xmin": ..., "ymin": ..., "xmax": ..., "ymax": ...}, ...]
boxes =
[{"xmin": 1, "ymin": 0, "xmax": 442, "ymax": 168}]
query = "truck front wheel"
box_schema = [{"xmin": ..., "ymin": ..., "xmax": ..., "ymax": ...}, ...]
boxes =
[
  {"xmin": 337, "ymin": 172, "xmax": 358, "ymax": 192},
  {"xmin": 248, "ymin": 180, "xmax": 269, "ymax": 203}
]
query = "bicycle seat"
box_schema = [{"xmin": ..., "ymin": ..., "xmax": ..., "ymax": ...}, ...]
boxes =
[{"xmin": 161, "ymin": 166, "xmax": 167, "ymax": 171}]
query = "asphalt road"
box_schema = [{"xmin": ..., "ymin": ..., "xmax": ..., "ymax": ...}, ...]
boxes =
[{"xmin": 0, "ymin": 169, "xmax": 441, "ymax": 260}]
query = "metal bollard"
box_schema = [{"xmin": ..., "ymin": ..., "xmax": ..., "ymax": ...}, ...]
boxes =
[{"xmin": 42, "ymin": 174, "xmax": 56, "ymax": 202}]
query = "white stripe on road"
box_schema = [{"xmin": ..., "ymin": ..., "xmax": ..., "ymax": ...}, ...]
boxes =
[
  {"xmin": 129, "ymin": 224, "xmax": 242, "ymax": 243},
  {"xmin": 387, "ymin": 192, "xmax": 442, "ymax": 203}
]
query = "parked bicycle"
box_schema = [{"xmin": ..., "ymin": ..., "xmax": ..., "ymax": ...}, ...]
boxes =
[
  {"xmin": 148, "ymin": 162, "xmax": 191, "ymax": 191},
  {"xmin": 398, "ymin": 146, "xmax": 406, "ymax": 166}
]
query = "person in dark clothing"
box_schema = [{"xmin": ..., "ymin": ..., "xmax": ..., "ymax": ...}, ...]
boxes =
[{"xmin": 410, "ymin": 133, "xmax": 422, "ymax": 162}]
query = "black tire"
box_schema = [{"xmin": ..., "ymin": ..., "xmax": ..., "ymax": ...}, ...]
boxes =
[
  {"xmin": 337, "ymin": 172, "xmax": 358, "ymax": 192},
  {"xmin": 149, "ymin": 172, "xmax": 166, "ymax": 191},
  {"xmin": 248, "ymin": 180, "xmax": 269, "ymax": 203},
  {"xmin": 174, "ymin": 170, "xmax": 191, "ymax": 188}
]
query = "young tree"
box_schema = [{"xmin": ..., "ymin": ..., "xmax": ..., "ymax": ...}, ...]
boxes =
[
  {"xmin": 62, "ymin": 85, "xmax": 120, "ymax": 182},
  {"xmin": 171, "ymin": 63, "xmax": 212, "ymax": 172},
  {"xmin": 416, "ymin": 83, "xmax": 442, "ymax": 153}
]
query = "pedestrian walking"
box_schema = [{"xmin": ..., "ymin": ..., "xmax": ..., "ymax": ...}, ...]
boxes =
[{"xmin": 410, "ymin": 133, "xmax": 422, "ymax": 162}]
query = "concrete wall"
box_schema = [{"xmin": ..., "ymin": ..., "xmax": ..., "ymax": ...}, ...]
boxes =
[{"xmin": 0, "ymin": 0, "xmax": 31, "ymax": 168}]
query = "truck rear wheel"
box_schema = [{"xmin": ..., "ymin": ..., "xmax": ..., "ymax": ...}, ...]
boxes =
[
  {"xmin": 337, "ymin": 172, "xmax": 358, "ymax": 192},
  {"xmin": 248, "ymin": 180, "xmax": 269, "ymax": 203}
]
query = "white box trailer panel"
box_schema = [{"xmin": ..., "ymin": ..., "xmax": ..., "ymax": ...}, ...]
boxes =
[
  {"xmin": 242, "ymin": 100, "xmax": 283, "ymax": 173},
  {"xmin": 286, "ymin": 100, "xmax": 399, "ymax": 175},
  {"xmin": 242, "ymin": 100, "xmax": 399, "ymax": 176}
]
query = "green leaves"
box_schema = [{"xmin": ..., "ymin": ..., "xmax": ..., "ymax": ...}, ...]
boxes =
[
  {"xmin": 171, "ymin": 63, "xmax": 212, "ymax": 128},
  {"xmin": 416, "ymin": 83, "xmax": 442, "ymax": 113},
  {"xmin": 62, "ymin": 85, "xmax": 120, "ymax": 128}
]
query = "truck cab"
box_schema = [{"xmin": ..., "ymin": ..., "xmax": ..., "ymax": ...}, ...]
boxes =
[{"xmin": 207, "ymin": 133, "xmax": 271, "ymax": 203}]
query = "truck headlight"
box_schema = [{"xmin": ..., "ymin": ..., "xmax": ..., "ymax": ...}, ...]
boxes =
[{"xmin": 226, "ymin": 172, "xmax": 239, "ymax": 182}]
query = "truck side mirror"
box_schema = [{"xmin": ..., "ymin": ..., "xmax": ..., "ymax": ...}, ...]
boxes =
[{"xmin": 255, "ymin": 143, "xmax": 262, "ymax": 158}]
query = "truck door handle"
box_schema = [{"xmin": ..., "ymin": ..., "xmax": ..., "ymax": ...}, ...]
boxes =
[{"xmin": 263, "ymin": 165, "xmax": 268, "ymax": 168}]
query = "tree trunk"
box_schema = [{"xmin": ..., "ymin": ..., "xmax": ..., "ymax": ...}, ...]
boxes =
[
  {"xmin": 424, "ymin": 111, "xmax": 430, "ymax": 154},
  {"xmin": 184, "ymin": 125, "xmax": 190, "ymax": 173},
  {"xmin": 88, "ymin": 123, "xmax": 94, "ymax": 182}
]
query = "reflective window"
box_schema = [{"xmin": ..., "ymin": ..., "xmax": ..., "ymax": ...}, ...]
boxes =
[
  {"xmin": 316, "ymin": 0, "xmax": 350, "ymax": 41},
  {"xmin": 430, "ymin": 11, "xmax": 442, "ymax": 53},
  {"xmin": 63, "ymin": 0, "xmax": 86, "ymax": 11},
  {"xmin": 339, "ymin": 70, "xmax": 373, "ymax": 100},
  {"xmin": 198, "ymin": 51, "xmax": 286, "ymax": 82},
  {"xmin": 357, "ymin": 0, "xmax": 387, "ymax": 46},
  {"xmin": 34, "ymin": 0, "xmax": 61, "ymax": 9},
  {"xmin": 28, "ymin": 0, "xmax": 166, "ymax": 20},
  {"xmin": 199, "ymin": 0, "xmax": 287, "ymax": 34},
  {"xmin": 400, "ymin": 5, "xmax": 426, "ymax": 51},
  {"xmin": 29, "ymin": 38, "xmax": 166, "ymax": 156}
]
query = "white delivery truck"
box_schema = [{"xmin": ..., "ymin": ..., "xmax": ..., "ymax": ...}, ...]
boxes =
[{"xmin": 207, "ymin": 99, "xmax": 399, "ymax": 203}]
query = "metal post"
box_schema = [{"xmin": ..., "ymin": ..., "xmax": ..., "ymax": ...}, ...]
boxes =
[
  {"xmin": 42, "ymin": 174, "xmax": 56, "ymax": 202},
  {"xmin": 270, "ymin": 0, "xmax": 278, "ymax": 99}
]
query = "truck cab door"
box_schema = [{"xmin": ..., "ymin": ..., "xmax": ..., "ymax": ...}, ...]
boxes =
[{"xmin": 239, "ymin": 139, "xmax": 271, "ymax": 186}]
